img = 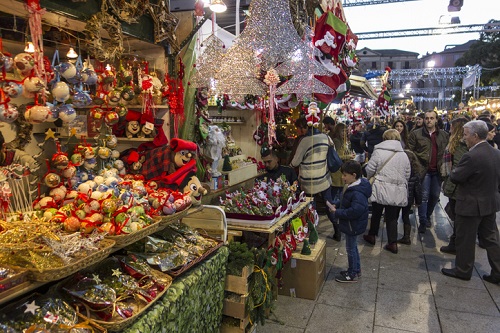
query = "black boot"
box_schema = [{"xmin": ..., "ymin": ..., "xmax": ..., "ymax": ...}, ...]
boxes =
[{"xmin": 398, "ymin": 224, "xmax": 411, "ymax": 245}]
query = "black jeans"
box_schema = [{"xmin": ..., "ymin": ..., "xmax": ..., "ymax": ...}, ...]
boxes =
[{"xmin": 368, "ymin": 202, "xmax": 402, "ymax": 244}]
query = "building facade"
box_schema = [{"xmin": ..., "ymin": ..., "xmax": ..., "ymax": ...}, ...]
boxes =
[{"xmin": 355, "ymin": 40, "xmax": 476, "ymax": 111}]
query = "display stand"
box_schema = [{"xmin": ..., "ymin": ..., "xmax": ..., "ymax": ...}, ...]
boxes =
[
  {"xmin": 122, "ymin": 246, "xmax": 229, "ymax": 333},
  {"xmin": 226, "ymin": 198, "xmax": 312, "ymax": 247}
]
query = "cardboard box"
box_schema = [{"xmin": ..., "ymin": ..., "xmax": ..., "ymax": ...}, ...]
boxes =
[{"xmin": 278, "ymin": 239, "xmax": 326, "ymax": 300}]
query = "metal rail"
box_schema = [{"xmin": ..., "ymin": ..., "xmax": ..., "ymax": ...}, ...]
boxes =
[
  {"xmin": 357, "ymin": 23, "xmax": 500, "ymax": 40},
  {"xmin": 342, "ymin": 0, "xmax": 421, "ymax": 7}
]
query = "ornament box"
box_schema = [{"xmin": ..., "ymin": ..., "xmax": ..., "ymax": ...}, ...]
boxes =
[{"xmin": 278, "ymin": 239, "xmax": 326, "ymax": 300}]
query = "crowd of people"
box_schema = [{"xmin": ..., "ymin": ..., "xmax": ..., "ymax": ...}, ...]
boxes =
[{"xmin": 279, "ymin": 110, "xmax": 500, "ymax": 285}]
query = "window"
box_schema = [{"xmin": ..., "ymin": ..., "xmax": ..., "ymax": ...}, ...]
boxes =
[
  {"xmin": 404, "ymin": 61, "xmax": 410, "ymax": 69},
  {"xmin": 371, "ymin": 61, "xmax": 377, "ymax": 69},
  {"xmin": 388, "ymin": 61, "xmax": 394, "ymax": 68}
]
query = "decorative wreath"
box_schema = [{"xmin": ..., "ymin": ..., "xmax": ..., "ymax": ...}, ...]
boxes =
[
  {"xmin": 108, "ymin": 0, "xmax": 149, "ymax": 24},
  {"xmin": 84, "ymin": 10, "xmax": 124, "ymax": 61}
]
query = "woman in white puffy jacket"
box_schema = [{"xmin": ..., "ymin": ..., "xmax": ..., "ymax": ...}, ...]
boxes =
[{"xmin": 362, "ymin": 129, "xmax": 411, "ymax": 254}]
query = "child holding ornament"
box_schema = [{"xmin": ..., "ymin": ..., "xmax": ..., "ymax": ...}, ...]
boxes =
[{"xmin": 326, "ymin": 160, "xmax": 371, "ymax": 283}]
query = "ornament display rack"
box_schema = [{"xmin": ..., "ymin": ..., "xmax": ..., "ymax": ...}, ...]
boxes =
[
  {"xmin": 226, "ymin": 197, "xmax": 312, "ymax": 247},
  {"xmin": 0, "ymin": 205, "xmax": 226, "ymax": 307}
]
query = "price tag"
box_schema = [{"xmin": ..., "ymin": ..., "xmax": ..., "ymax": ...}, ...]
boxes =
[
  {"xmin": 144, "ymin": 121, "xmax": 154, "ymax": 131},
  {"xmin": 291, "ymin": 258, "xmax": 297, "ymax": 268}
]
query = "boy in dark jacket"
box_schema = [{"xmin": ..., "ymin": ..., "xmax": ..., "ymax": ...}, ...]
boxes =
[{"xmin": 326, "ymin": 161, "xmax": 372, "ymax": 283}]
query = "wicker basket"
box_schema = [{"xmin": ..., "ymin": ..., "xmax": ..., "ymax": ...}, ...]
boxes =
[
  {"xmin": 167, "ymin": 236, "xmax": 223, "ymax": 277},
  {"xmin": 83, "ymin": 270, "xmax": 172, "ymax": 332},
  {"xmin": 77, "ymin": 313, "xmax": 108, "ymax": 333},
  {"xmin": 105, "ymin": 218, "xmax": 164, "ymax": 249},
  {"xmin": 158, "ymin": 205, "xmax": 192, "ymax": 226},
  {"xmin": 27, "ymin": 238, "xmax": 116, "ymax": 282}
]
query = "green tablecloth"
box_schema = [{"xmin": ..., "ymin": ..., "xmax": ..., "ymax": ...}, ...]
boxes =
[{"xmin": 123, "ymin": 246, "xmax": 229, "ymax": 333}]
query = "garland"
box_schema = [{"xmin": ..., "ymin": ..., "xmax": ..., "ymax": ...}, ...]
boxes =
[{"xmin": 84, "ymin": 3, "xmax": 124, "ymax": 61}]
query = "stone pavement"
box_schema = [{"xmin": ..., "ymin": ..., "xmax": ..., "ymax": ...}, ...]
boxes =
[{"xmin": 258, "ymin": 196, "xmax": 500, "ymax": 333}]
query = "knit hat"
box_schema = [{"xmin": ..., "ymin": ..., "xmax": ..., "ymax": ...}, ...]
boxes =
[{"xmin": 170, "ymin": 138, "xmax": 197, "ymax": 153}]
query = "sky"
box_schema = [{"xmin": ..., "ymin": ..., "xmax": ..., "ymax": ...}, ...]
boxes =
[{"xmin": 343, "ymin": 0, "xmax": 499, "ymax": 57}]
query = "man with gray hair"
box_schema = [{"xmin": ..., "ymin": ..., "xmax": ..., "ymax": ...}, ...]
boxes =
[{"xmin": 441, "ymin": 120, "xmax": 500, "ymax": 283}]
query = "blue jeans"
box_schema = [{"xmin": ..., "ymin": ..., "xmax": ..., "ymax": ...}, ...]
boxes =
[
  {"xmin": 418, "ymin": 171, "xmax": 441, "ymax": 225},
  {"xmin": 345, "ymin": 234, "xmax": 361, "ymax": 276}
]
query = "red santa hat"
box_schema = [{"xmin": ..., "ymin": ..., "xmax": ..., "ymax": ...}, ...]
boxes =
[
  {"xmin": 163, "ymin": 159, "xmax": 197, "ymax": 188},
  {"xmin": 170, "ymin": 138, "xmax": 197, "ymax": 153}
]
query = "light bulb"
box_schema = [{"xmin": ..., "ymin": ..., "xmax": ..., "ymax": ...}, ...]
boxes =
[
  {"xmin": 210, "ymin": 0, "xmax": 227, "ymax": 13},
  {"xmin": 24, "ymin": 42, "xmax": 35, "ymax": 53},
  {"xmin": 67, "ymin": 47, "xmax": 78, "ymax": 59}
]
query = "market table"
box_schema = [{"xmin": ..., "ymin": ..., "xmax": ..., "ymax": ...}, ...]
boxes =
[
  {"xmin": 225, "ymin": 197, "xmax": 312, "ymax": 247},
  {"xmin": 122, "ymin": 245, "xmax": 229, "ymax": 333}
]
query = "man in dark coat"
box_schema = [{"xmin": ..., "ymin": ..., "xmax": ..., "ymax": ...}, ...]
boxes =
[{"xmin": 441, "ymin": 120, "xmax": 500, "ymax": 283}]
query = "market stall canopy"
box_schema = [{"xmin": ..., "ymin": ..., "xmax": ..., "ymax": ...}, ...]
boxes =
[{"xmin": 348, "ymin": 75, "xmax": 378, "ymax": 100}]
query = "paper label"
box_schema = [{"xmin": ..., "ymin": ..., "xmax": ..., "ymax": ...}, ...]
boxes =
[
  {"xmin": 291, "ymin": 258, "xmax": 297, "ymax": 268},
  {"xmin": 144, "ymin": 121, "xmax": 154, "ymax": 131}
]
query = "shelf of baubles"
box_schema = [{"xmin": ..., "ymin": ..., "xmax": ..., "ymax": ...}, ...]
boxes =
[{"xmin": 0, "ymin": 205, "xmax": 204, "ymax": 306}]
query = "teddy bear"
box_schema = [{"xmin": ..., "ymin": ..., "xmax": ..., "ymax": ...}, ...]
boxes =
[
  {"xmin": 305, "ymin": 102, "xmax": 321, "ymax": 127},
  {"xmin": 125, "ymin": 120, "xmax": 141, "ymax": 138}
]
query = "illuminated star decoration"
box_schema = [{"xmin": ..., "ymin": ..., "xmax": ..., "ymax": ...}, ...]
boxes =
[
  {"xmin": 112, "ymin": 268, "xmax": 122, "ymax": 277},
  {"xmin": 92, "ymin": 274, "xmax": 102, "ymax": 284},
  {"xmin": 44, "ymin": 128, "xmax": 56, "ymax": 141},
  {"xmin": 70, "ymin": 128, "xmax": 77, "ymax": 136},
  {"xmin": 24, "ymin": 300, "xmax": 40, "ymax": 314}
]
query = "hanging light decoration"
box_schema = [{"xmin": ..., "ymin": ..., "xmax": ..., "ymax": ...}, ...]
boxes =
[
  {"xmin": 66, "ymin": 47, "xmax": 78, "ymax": 59},
  {"xmin": 190, "ymin": 34, "xmax": 226, "ymax": 91},
  {"xmin": 236, "ymin": 0, "xmax": 303, "ymax": 70},
  {"xmin": 209, "ymin": 0, "xmax": 227, "ymax": 13},
  {"xmin": 24, "ymin": 42, "xmax": 35, "ymax": 53}
]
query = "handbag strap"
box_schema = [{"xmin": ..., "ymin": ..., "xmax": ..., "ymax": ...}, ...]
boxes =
[{"xmin": 372, "ymin": 151, "xmax": 398, "ymax": 179}]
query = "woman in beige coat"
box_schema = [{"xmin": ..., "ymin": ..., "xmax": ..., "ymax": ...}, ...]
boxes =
[{"xmin": 362, "ymin": 129, "xmax": 411, "ymax": 254}]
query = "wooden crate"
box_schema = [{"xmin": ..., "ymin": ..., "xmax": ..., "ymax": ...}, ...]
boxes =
[
  {"xmin": 220, "ymin": 316, "xmax": 255, "ymax": 333},
  {"xmin": 225, "ymin": 265, "xmax": 253, "ymax": 294},
  {"xmin": 223, "ymin": 294, "xmax": 247, "ymax": 319}
]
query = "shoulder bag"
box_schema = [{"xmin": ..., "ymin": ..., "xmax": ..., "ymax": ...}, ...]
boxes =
[{"xmin": 326, "ymin": 136, "xmax": 342, "ymax": 173}]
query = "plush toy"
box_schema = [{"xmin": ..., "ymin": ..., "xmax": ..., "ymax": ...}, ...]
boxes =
[
  {"xmin": 305, "ymin": 102, "xmax": 321, "ymax": 127},
  {"xmin": 163, "ymin": 159, "xmax": 207, "ymax": 206},
  {"xmin": 125, "ymin": 150, "xmax": 146, "ymax": 174},
  {"xmin": 139, "ymin": 138, "xmax": 198, "ymax": 180},
  {"xmin": 137, "ymin": 122, "xmax": 156, "ymax": 138},
  {"xmin": 125, "ymin": 120, "xmax": 141, "ymax": 138}
]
